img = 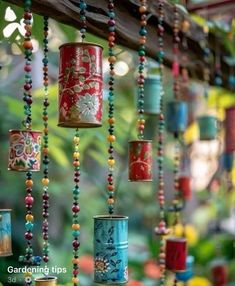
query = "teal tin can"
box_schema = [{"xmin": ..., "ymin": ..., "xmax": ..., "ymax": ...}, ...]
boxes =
[
  {"xmin": 166, "ymin": 100, "xmax": 188, "ymax": 134},
  {"xmin": 0, "ymin": 209, "xmax": 12, "ymax": 257},
  {"xmin": 198, "ymin": 115, "xmax": 217, "ymax": 140},
  {"xmin": 223, "ymin": 152, "xmax": 233, "ymax": 172},
  {"xmin": 143, "ymin": 75, "xmax": 162, "ymax": 115},
  {"xmin": 93, "ymin": 215, "xmax": 128, "ymax": 284},
  {"xmin": 176, "ymin": 255, "xmax": 194, "ymax": 282}
]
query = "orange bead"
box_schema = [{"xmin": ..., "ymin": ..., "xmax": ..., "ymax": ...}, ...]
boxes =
[
  {"xmin": 107, "ymin": 135, "xmax": 116, "ymax": 142},
  {"xmin": 139, "ymin": 6, "xmax": 147, "ymax": 13},
  {"xmin": 26, "ymin": 214, "xmax": 34, "ymax": 221},
  {"xmin": 24, "ymin": 24, "xmax": 32, "ymax": 32},
  {"xmin": 108, "ymin": 117, "xmax": 115, "ymax": 124},
  {"xmin": 44, "ymin": 128, "xmax": 48, "ymax": 134},
  {"xmin": 23, "ymin": 40, "xmax": 33, "ymax": 49},
  {"xmin": 72, "ymin": 258, "xmax": 80, "ymax": 265},
  {"xmin": 139, "ymin": 38, "xmax": 146, "ymax": 44},
  {"xmin": 107, "ymin": 198, "xmax": 114, "ymax": 205},
  {"xmin": 72, "ymin": 224, "xmax": 80, "ymax": 230},
  {"xmin": 42, "ymin": 178, "xmax": 49, "ymax": 186},
  {"xmin": 108, "ymin": 36, "xmax": 115, "ymax": 42},
  {"xmin": 43, "ymin": 115, "xmax": 48, "ymax": 121},
  {"xmin": 108, "ymin": 185, "xmax": 114, "ymax": 191},
  {"xmin": 141, "ymin": 20, "xmax": 147, "ymax": 26},
  {"xmin": 26, "ymin": 179, "xmax": 33, "ymax": 188},
  {"xmin": 73, "ymin": 161, "xmax": 80, "ymax": 167},
  {"xmin": 108, "ymin": 56, "xmax": 116, "ymax": 63},
  {"xmin": 72, "ymin": 277, "xmax": 79, "ymax": 284},
  {"xmin": 108, "ymin": 159, "xmax": 115, "ymax": 167},
  {"xmin": 43, "ymin": 148, "xmax": 49, "ymax": 155},
  {"xmin": 182, "ymin": 20, "xmax": 190, "ymax": 32}
]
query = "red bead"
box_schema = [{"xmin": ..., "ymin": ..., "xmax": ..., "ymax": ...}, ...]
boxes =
[
  {"xmin": 25, "ymin": 196, "xmax": 34, "ymax": 205},
  {"xmin": 72, "ymin": 205, "xmax": 80, "ymax": 213},
  {"xmin": 73, "ymin": 240, "xmax": 80, "ymax": 249},
  {"xmin": 73, "ymin": 269, "xmax": 79, "ymax": 276},
  {"xmin": 24, "ymin": 65, "xmax": 31, "ymax": 72},
  {"xmin": 43, "ymin": 256, "xmax": 49, "ymax": 263},
  {"xmin": 25, "ymin": 232, "xmax": 33, "ymax": 240}
]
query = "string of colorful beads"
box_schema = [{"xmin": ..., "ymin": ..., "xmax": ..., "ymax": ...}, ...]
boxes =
[
  {"xmin": 137, "ymin": 0, "xmax": 147, "ymax": 140},
  {"xmin": 214, "ymin": 51, "xmax": 222, "ymax": 88},
  {"xmin": 79, "ymin": 0, "xmax": 87, "ymax": 41},
  {"xmin": 202, "ymin": 23, "xmax": 210, "ymax": 99},
  {"xmin": 71, "ymin": 130, "xmax": 81, "ymax": 285},
  {"xmin": 107, "ymin": 0, "xmax": 116, "ymax": 215},
  {"xmin": 42, "ymin": 15, "xmax": 50, "ymax": 265},
  {"xmin": 181, "ymin": 18, "xmax": 190, "ymax": 94}
]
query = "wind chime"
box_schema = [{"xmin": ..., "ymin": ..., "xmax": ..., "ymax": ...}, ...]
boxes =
[
  {"xmin": 129, "ymin": 0, "xmax": 153, "ymax": 182},
  {"xmin": 165, "ymin": 4, "xmax": 188, "ymax": 283},
  {"xmin": 153, "ymin": 1, "xmax": 169, "ymax": 286},
  {"xmin": 8, "ymin": 0, "xmax": 42, "ymax": 270},
  {"xmin": 58, "ymin": 1, "xmax": 103, "ymax": 285},
  {"xmin": 93, "ymin": 1, "xmax": 128, "ymax": 284}
]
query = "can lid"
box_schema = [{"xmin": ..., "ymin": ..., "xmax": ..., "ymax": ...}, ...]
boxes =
[
  {"xmin": 93, "ymin": 215, "xmax": 128, "ymax": 220},
  {"xmin": 129, "ymin": 139, "xmax": 152, "ymax": 143},
  {"xmin": 0, "ymin": 209, "xmax": 12, "ymax": 212},
  {"xmin": 59, "ymin": 41, "xmax": 103, "ymax": 50},
  {"xmin": 166, "ymin": 237, "xmax": 187, "ymax": 242}
]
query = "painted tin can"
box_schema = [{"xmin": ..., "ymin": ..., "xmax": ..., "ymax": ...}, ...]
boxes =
[
  {"xmin": 128, "ymin": 140, "xmax": 152, "ymax": 182},
  {"xmin": 225, "ymin": 106, "xmax": 235, "ymax": 152},
  {"xmin": 35, "ymin": 277, "xmax": 57, "ymax": 286},
  {"xmin": 8, "ymin": 130, "xmax": 41, "ymax": 172},
  {"xmin": 0, "ymin": 209, "xmax": 12, "ymax": 257},
  {"xmin": 143, "ymin": 75, "xmax": 162, "ymax": 115},
  {"xmin": 198, "ymin": 115, "xmax": 217, "ymax": 140},
  {"xmin": 223, "ymin": 152, "xmax": 233, "ymax": 172},
  {"xmin": 175, "ymin": 255, "xmax": 194, "ymax": 282},
  {"xmin": 94, "ymin": 215, "xmax": 128, "ymax": 284},
  {"xmin": 166, "ymin": 100, "xmax": 188, "ymax": 134},
  {"xmin": 165, "ymin": 237, "xmax": 187, "ymax": 272},
  {"xmin": 211, "ymin": 260, "xmax": 228, "ymax": 286},
  {"xmin": 179, "ymin": 176, "xmax": 192, "ymax": 200},
  {"xmin": 58, "ymin": 42, "xmax": 103, "ymax": 128}
]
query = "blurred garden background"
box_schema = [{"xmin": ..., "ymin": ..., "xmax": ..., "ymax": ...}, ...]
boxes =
[{"xmin": 0, "ymin": 1, "xmax": 235, "ymax": 285}]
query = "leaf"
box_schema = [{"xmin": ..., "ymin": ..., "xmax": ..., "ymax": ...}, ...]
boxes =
[
  {"xmin": 111, "ymin": 252, "xmax": 117, "ymax": 257},
  {"xmin": 82, "ymin": 56, "xmax": 89, "ymax": 62},
  {"xmin": 111, "ymin": 269, "xmax": 119, "ymax": 273},
  {"xmin": 110, "ymin": 260, "xmax": 116, "ymax": 267},
  {"xmin": 116, "ymin": 260, "xmax": 121, "ymax": 264},
  {"xmin": 108, "ymin": 226, "xmax": 114, "ymax": 235},
  {"xmin": 74, "ymin": 85, "xmax": 82, "ymax": 93},
  {"xmin": 79, "ymin": 67, "xmax": 86, "ymax": 73}
]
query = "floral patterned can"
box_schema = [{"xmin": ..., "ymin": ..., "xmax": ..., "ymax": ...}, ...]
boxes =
[
  {"xmin": 165, "ymin": 237, "xmax": 187, "ymax": 272},
  {"xmin": 94, "ymin": 215, "xmax": 128, "ymax": 284},
  {"xmin": 58, "ymin": 42, "xmax": 103, "ymax": 128},
  {"xmin": 8, "ymin": 130, "xmax": 41, "ymax": 172},
  {"xmin": 128, "ymin": 140, "xmax": 152, "ymax": 182},
  {"xmin": 0, "ymin": 209, "xmax": 12, "ymax": 257},
  {"xmin": 35, "ymin": 277, "xmax": 57, "ymax": 286}
]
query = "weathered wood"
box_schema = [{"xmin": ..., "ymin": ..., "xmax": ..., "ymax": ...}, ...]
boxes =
[{"xmin": 2, "ymin": 0, "xmax": 232, "ymax": 89}]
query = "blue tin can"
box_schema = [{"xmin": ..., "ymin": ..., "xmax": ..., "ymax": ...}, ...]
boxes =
[
  {"xmin": 176, "ymin": 255, "xmax": 194, "ymax": 282},
  {"xmin": 93, "ymin": 215, "xmax": 128, "ymax": 284},
  {"xmin": 198, "ymin": 115, "xmax": 217, "ymax": 140},
  {"xmin": 223, "ymin": 152, "xmax": 234, "ymax": 172},
  {"xmin": 166, "ymin": 100, "xmax": 188, "ymax": 134},
  {"xmin": 0, "ymin": 209, "xmax": 12, "ymax": 256},
  {"xmin": 143, "ymin": 75, "xmax": 162, "ymax": 115}
]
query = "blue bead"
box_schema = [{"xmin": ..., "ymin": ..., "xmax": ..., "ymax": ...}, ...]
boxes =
[
  {"xmin": 108, "ymin": 26, "xmax": 115, "ymax": 32},
  {"xmin": 25, "ymin": 222, "xmax": 34, "ymax": 231},
  {"xmin": 80, "ymin": 2, "xmax": 87, "ymax": 10},
  {"xmin": 139, "ymin": 27, "xmax": 147, "ymax": 36},
  {"xmin": 109, "ymin": 12, "xmax": 115, "ymax": 18},
  {"xmin": 215, "ymin": 76, "xmax": 222, "ymax": 86},
  {"xmin": 73, "ymin": 230, "xmax": 80, "ymax": 237},
  {"xmin": 42, "ymin": 58, "xmax": 48, "ymax": 64}
]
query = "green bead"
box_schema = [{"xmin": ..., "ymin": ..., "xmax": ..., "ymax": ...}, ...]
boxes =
[
  {"xmin": 25, "ymin": 222, "xmax": 34, "ymax": 231},
  {"xmin": 73, "ymin": 187, "xmax": 80, "ymax": 195},
  {"xmin": 73, "ymin": 230, "xmax": 80, "ymax": 237}
]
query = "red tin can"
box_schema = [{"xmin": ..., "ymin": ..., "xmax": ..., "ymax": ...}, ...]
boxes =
[
  {"xmin": 211, "ymin": 260, "xmax": 228, "ymax": 286},
  {"xmin": 58, "ymin": 42, "xmax": 103, "ymax": 128},
  {"xmin": 225, "ymin": 106, "xmax": 235, "ymax": 152},
  {"xmin": 8, "ymin": 130, "xmax": 41, "ymax": 172},
  {"xmin": 129, "ymin": 140, "xmax": 152, "ymax": 181},
  {"xmin": 165, "ymin": 237, "xmax": 187, "ymax": 272},
  {"xmin": 179, "ymin": 176, "xmax": 192, "ymax": 200}
]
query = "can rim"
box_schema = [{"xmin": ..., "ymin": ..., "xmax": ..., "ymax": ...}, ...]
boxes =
[
  {"xmin": 167, "ymin": 100, "xmax": 187, "ymax": 104},
  {"xmin": 9, "ymin": 129, "xmax": 42, "ymax": 134},
  {"xmin": 225, "ymin": 106, "xmax": 235, "ymax": 112},
  {"xmin": 0, "ymin": 209, "xmax": 12, "ymax": 212},
  {"xmin": 197, "ymin": 115, "xmax": 217, "ymax": 120},
  {"xmin": 35, "ymin": 277, "xmax": 57, "ymax": 282},
  {"xmin": 59, "ymin": 41, "xmax": 103, "ymax": 50},
  {"xmin": 129, "ymin": 139, "xmax": 152, "ymax": 143},
  {"xmin": 93, "ymin": 215, "xmax": 128, "ymax": 220},
  {"xmin": 166, "ymin": 237, "xmax": 187, "ymax": 242}
]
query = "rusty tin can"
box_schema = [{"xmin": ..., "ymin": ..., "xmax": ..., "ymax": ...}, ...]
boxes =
[
  {"xmin": 8, "ymin": 130, "xmax": 41, "ymax": 172},
  {"xmin": 225, "ymin": 106, "xmax": 235, "ymax": 152},
  {"xmin": 128, "ymin": 140, "xmax": 153, "ymax": 182},
  {"xmin": 0, "ymin": 209, "xmax": 12, "ymax": 257},
  {"xmin": 58, "ymin": 42, "xmax": 103, "ymax": 128},
  {"xmin": 165, "ymin": 237, "xmax": 187, "ymax": 272}
]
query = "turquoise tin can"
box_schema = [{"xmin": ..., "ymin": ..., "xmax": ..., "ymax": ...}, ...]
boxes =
[
  {"xmin": 176, "ymin": 255, "xmax": 194, "ymax": 282},
  {"xmin": 223, "ymin": 152, "xmax": 233, "ymax": 172},
  {"xmin": 198, "ymin": 115, "xmax": 217, "ymax": 140},
  {"xmin": 0, "ymin": 209, "xmax": 12, "ymax": 256},
  {"xmin": 143, "ymin": 75, "xmax": 162, "ymax": 115},
  {"xmin": 166, "ymin": 100, "xmax": 188, "ymax": 134},
  {"xmin": 93, "ymin": 215, "xmax": 128, "ymax": 284}
]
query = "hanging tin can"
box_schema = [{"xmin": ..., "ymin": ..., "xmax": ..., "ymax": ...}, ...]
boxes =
[
  {"xmin": 197, "ymin": 115, "xmax": 217, "ymax": 140},
  {"xmin": 0, "ymin": 209, "xmax": 12, "ymax": 257},
  {"xmin": 142, "ymin": 75, "xmax": 162, "ymax": 115},
  {"xmin": 58, "ymin": 42, "xmax": 103, "ymax": 128},
  {"xmin": 128, "ymin": 140, "xmax": 152, "ymax": 182},
  {"xmin": 179, "ymin": 176, "xmax": 192, "ymax": 200},
  {"xmin": 211, "ymin": 259, "xmax": 228, "ymax": 286},
  {"xmin": 35, "ymin": 277, "xmax": 57, "ymax": 286},
  {"xmin": 225, "ymin": 106, "xmax": 235, "ymax": 152},
  {"xmin": 223, "ymin": 152, "xmax": 233, "ymax": 172},
  {"xmin": 175, "ymin": 255, "xmax": 194, "ymax": 282},
  {"xmin": 166, "ymin": 100, "xmax": 188, "ymax": 134},
  {"xmin": 8, "ymin": 130, "xmax": 41, "ymax": 172},
  {"xmin": 165, "ymin": 237, "xmax": 187, "ymax": 272},
  {"xmin": 94, "ymin": 215, "xmax": 128, "ymax": 284}
]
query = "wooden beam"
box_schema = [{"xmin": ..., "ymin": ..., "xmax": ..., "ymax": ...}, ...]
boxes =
[{"xmin": 2, "ymin": 0, "xmax": 232, "ymax": 90}]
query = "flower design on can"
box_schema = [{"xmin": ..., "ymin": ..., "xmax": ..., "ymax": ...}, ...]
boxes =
[
  {"xmin": 76, "ymin": 92, "xmax": 99, "ymax": 122},
  {"xmin": 94, "ymin": 257, "xmax": 110, "ymax": 275},
  {"xmin": 124, "ymin": 266, "xmax": 128, "ymax": 281}
]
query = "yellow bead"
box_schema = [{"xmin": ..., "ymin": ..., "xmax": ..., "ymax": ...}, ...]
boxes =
[
  {"xmin": 139, "ymin": 6, "xmax": 147, "ymax": 13},
  {"xmin": 203, "ymin": 25, "xmax": 209, "ymax": 34},
  {"xmin": 26, "ymin": 214, "xmax": 34, "ymax": 221},
  {"xmin": 108, "ymin": 159, "xmax": 115, "ymax": 167},
  {"xmin": 73, "ymin": 137, "xmax": 80, "ymax": 144},
  {"xmin": 25, "ymin": 179, "xmax": 33, "ymax": 188},
  {"xmin": 107, "ymin": 135, "xmax": 116, "ymax": 142},
  {"xmin": 73, "ymin": 152, "xmax": 80, "ymax": 159},
  {"xmin": 107, "ymin": 198, "xmax": 114, "ymax": 205},
  {"xmin": 108, "ymin": 56, "xmax": 116, "ymax": 63},
  {"xmin": 24, "ymin": 272, "xmax": 32, "ymax": 277},
  {"xmin": 138, "ymin": 118, "xmax": 145, "ymax": 124},
  {"xmin": 72, "ymin": 277, "xmax": 79, "ymax": 283},
  {"xmin": 42, "ymin": 178, "xmax": 49, "ymax": 186},
  {"xmin": 72, "ymin": 224, "xmax": 80, "ymax": 230},
  {"xmin": 182, "ymin": 20, "xmax": 190, "ymax": 32}
]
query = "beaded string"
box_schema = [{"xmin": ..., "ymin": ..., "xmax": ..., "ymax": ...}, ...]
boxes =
[
  {"xmin": 137, "ymin": 0, "xmax": 147, "ymax": 140},
  {"xmin": 181, "ymin": 18, "xmax": 190, "ymax": 98},
  {"xmin": 154, "ymin": 1, "xmax": 169, "ymax": 285},
  {"xmin": 41, "ymin": 16, "xmax": 50, "ymax": 267},
  {"xmin": 79, "ymin": 0, "xmax": 87, "ymax": 41},
  {"xmin": 202, "ymin": 22, "xmax": 210, "ymax": 100},
  {"xmin": 106, "ymin": 0, "xmax": 116, "ymax": 215}
]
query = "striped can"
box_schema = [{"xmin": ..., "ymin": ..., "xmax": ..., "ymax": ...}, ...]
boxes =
[
  {"xmin": 0, "ymin": 209, "xmax": 12, "ymax": 257},
  {"xmin": 94, "ymin": 215, "xmax": 128, "ymax": 284}
]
